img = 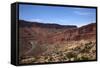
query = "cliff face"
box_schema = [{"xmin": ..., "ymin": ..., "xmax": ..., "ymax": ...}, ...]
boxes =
[
  {"xmin": 19, "ymin": 20, "xmax": 96, "ymax": 64},
  {"xmin": 19, "ymin": 20, "xmax": 78, "ymax": 44},
  {"xmin": 19, "ymin": 20, "xmax": 77, "ymax": 29},
  {"xmin": 19, "ymin": 20, "xmax": 96, "ymax": 45},
  {"xmin": 51, "ymin": 23, "xmax": 96, "ymax": 43}
]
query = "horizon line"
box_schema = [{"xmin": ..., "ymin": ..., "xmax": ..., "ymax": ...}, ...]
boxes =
[{"xmin": 19, "ymin": 19, "xmax": 96, "ymax": 28}]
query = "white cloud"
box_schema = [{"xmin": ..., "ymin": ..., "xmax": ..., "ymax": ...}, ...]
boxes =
[
  {"xmin": 28, "ymin": 18, "xmax": 43, "ymax": 22},
  {"xmin": 74, "ymin": 11, "xmax": 94, "ymax": 15},
  {"xmin": 27, "ymin": 18, "xmax": 57, "ymax": 24}
]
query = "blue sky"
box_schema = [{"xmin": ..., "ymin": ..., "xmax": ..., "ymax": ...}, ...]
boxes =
[{"xmin": 19, "ymin": 4, "xmax": 96, "ymax": 27}]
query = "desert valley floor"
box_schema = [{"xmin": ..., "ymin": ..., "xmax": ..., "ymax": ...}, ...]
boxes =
[{"xmin": 18, "ymin": 20, "xmax": 96, "ymax": 64}]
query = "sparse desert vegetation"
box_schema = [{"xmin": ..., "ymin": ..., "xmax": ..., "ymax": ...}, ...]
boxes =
[
  {"xmin": 18, "ymin": 4, "xmax": 97, "ymax": 64},
  {"xmin": 19, "ymin": 20, "xmax": 96, "ymax": 64},
  {"xmin": 19, "ymin": 40, "xmax": 96, "ymax": 64}
]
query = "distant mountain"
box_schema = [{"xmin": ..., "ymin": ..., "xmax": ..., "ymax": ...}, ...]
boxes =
[{"xmin": 19, "ymin": 20, "xmax": 77, "ymax": 29}]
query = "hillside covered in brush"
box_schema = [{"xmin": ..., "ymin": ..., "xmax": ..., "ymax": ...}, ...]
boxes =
[{"xmin": 19, "ymin": 20, "xmax": 96, "ymax": 64}]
